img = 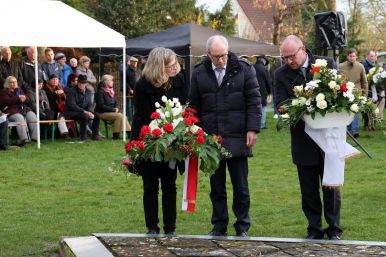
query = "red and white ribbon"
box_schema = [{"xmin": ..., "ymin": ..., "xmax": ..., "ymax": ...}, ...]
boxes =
[{"xmin": 181, "ymin": 156, "xmax": 199, "ymax": 212}]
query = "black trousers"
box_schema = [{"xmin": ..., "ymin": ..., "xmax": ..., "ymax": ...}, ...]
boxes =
[
  {"xmin": 141, "ymin": 162, "xmax": 177, "ymax": 233},
  {"xmin": 297, "ymin": 164, "xmax": 343, "ymax": 237},
  {"xmin": 67, "ymin": 112, "xmax": 100, "ymax": 139},
  {"xmin": 0, "ymin": 120, "xmax": 9, "ymax": 149},
  {"xmin": 210, "ymin": 157, "xmax": 250, "ymax": 234}
]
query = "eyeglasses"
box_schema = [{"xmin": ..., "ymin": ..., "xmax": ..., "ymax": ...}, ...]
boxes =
[
  {"xmin": 281, "ymin": 47, "xmax": 302, "ymax": 62},
  {"xmin": 165, "ymin": 62, "xmax": 178, "ymax": 69},
  {"xmin": 209, "ymin": 53, "xmax": 228, "ymax": 60}
]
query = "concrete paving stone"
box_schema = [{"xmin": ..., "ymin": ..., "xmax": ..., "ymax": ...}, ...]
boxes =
[
  {"xmin": 168, "ymin": 248, "xmax": 236, "ymax": 257},
  {"xmin": 110, "ymin": 245, "xmax": 174, "ymax": 257},
  {"xmin": 215, "ymin": 240, "xmax": 280, "ymax": 256},
  {"xmin": 157, "ymin": 237, "xmax": 218, "ymax": 248}
]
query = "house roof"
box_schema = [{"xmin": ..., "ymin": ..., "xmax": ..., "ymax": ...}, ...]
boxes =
[{"xmin": 236, "ymin": 0, "xmax": 275, "ymax": 43}]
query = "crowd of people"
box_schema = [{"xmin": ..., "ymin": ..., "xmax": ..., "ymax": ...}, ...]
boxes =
[
  {"xmin": 0, "ymin": 37, "xmax": 384, "ymax": 241},
  {"xmin": 0, "ymin": 46, "xmax": 133, "ymax": 149}
]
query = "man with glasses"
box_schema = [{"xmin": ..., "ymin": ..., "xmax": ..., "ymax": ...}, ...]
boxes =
[
  {"xmin": 274, "ymin": 35, "xmax": 342, "ymax": 240},
  {"xmin": 190, "ymin": 35, "xmax": 261, "ymax": 237}
]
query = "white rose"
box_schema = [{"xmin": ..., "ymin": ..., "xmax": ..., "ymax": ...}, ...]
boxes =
[
  {"xmin": 281, "ymin": 113, "xmax": 290, "ymax": 119},
  {"xmin": 350, "ymin": 103, "xmax": 359, "ymax": 112},
  {"xmin": 149, "ymin": 120, "xmax": 159, "ymax": 130},
  {"xmin": 155, "ymin": 102, "xmax": 161, "ymax": 108},
  {"xmin": 346, "ymin": 81, "xmax": 355, "ymax": 90},
  {"xmin": 305, "ymin": 98, "xmax": 312, "ymax": 106},
  {"xmin": 172, "ymin": 107, "xmax": 180, "ymax": 116},
  {"xmin": 316, "ymin": 100, "xmax": 327, "ymax": 109},
  {"xmin": 369, "ymin": 67, "xmax": 376, "ymax": 74},
  {"xmin": 172, "ymin": 117, "xmax": 183, "ymax": 128},
  {"xmin": 298, "ymin": 97, "xmax": 307, "ymax": 106},
  {"xmin": 328, "ymin": 81, "xmax": 337, "ymax": 89},
  {"xmin": 160, "ymin": 113, "xmax": 165, "ymax": 119},
  {"xmin": 190, "ymin": 124, "xmax": 200, "ymax": 133},
  {"xmin": 359, "ymin": 96, "xmax": 367, "ymax": 105},
  {"xmin": 315, "ymin": 93, "xmax": 325, "ymax": 102},
  {"xmin": 175, "ymin": 102, "xmax": 181, "ymax": 108},
  {"xmin": 314, "ymin": 59, "xmax": 328, "ymax": 67},
  {"xmin": 291, "ymin": 99, "xmax": 299, "ymax": 106},
  {"xmin": 374, "ymin": 108, "xmax": 379, "ymax": 114},
  {"xmin": 173, "ymin": 98, "xmax": 179, "ymax": 103},
  {"xmin": 161, "ymin": 95, "xmax": 167, "ymax": 102}
]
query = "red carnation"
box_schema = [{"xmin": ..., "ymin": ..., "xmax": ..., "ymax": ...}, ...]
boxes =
[
  {"xmin": 185, "ymin": 131, "xmax": 193, "ymax": 135},
  {"xmin": 152, "ymin": 128, "xmax": 163, "ymax": 138},
  {"xmin": 163, "ymin": 123, "xmax": 173, "ymax": 133},
  {"xmin": 195, "ymin": 135, "xmax": 205, "ymax": 144},
  {"xmin": 150, "ymin": 112, "xmax": 161, "ymax": 119},
  {"xmin": 190, "ymin": 116, "xmax": 199, "ymax": 124},
  {"xmin": 136, "ymin": 141, "xmax": 145, "ymax": 151},
  {"xmin": 122, "ymin": 159, "xmax": 132, "ymax": 166},
  {"xmin": 182, "ymin": 111, "xmax": 189, "ymax": 117},
  {"xmin": 311, "ymin": 67, "xmax": 320, "ymax": 74},
  {"xmin": 183, "ymin": 117, "xmax": 193, "ymax": 126},
  {"xmin": 140, "ymin": 126, "xmax": 151, "ymax": 136},
  {"xmin": 217, "ymin": 135, "xmax": 223, "ymax": 144},
  {"xmin": 197, "ymin": 128, "xmax": 204, "ymax": 136},
  {"xmin": 340, "ymin": 84, "xmax": 348, "ymax": 92},
  {"xmin": 186, "ymin": 107, "xmax": 197, "ymax": 114}
]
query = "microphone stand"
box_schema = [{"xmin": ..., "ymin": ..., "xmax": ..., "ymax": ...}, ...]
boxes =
[{"xmin": 346, "ymin": 130, "xmax": 373, "ymax": 159}]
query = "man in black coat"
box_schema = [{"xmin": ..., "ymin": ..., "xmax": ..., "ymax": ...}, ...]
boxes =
[
  {"xmin": 190, "ymin": 35, "xmax": 261, "ymax": 237},
  {"xmin": 253, "ymin": 56, "xmax": 272, "ymax": 129},
  {"xmin": 64, "ymin": 74, "xmax": 102, "ymax": 141},
  {"xmin": 274, "ymin": 35, "xmax": 342, "ymax": 240}
]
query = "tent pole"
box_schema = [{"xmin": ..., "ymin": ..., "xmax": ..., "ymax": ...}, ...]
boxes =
[
  {"xmin": 34, "ymin": 46, "xmax": 41, "ymax": 149},
  {"xmin": 122, "ymin": 47, "xmax": 126, "ymax": 141}
]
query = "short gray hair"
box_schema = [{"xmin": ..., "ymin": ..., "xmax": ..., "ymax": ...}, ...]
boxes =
[
  {"xmin": 100, "ymin": 74, "xmax": 114, "ymax": 86},
  {"xmin": 79, "ymin": 56, "xmax": 91, "ymax": 65},
  {"xmin": 206, "ymin": 35, "xmax": 229, "ymax": 53}
]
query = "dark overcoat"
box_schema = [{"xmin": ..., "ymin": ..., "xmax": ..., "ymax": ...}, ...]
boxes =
[
  {"xmin": 274, "ymin": 49, "xmax": 336, "ymax": 166},
  {"xmin": 189, "ymin": 52, "xmax": 261, "ymax": 158}
]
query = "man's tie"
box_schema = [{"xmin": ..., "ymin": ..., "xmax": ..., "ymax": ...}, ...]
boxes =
[
  {"xmin": 300, "ymin": 67, "xmax": 307, "ymax": 80},
  {"xmin": 215, "ymin": 68, "xmax": 224, "ymax": 86}
]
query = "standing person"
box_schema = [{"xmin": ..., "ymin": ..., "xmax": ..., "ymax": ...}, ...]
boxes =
[
  {"xmin": 41, "ymin": 48, "xmax": 61, "ymax": 83},
  {"xmin": 131, "ymin": 47, "xmax": 188, "ymax": 235},
  {"xmin": 339, "ymin": 48, "xmax": 368, "ymax": 137},
  {"xmin": 0, "ymin": 47, "xmax": 23, "ymax": 90},
  {"xmin": 189, "ymin": 35, "xmax": 261, "ymax": 237},
  {"xmin": 362, "ymin": 50, "xmax": 383, "ymax": 125},
  {"xmin": 95, "ymin": 74, "xmax": 131, "ymax": 140},
  {"xmin": 76, "ymin": 56, "xmax": 97, "ymax": 103},
  {"xmin": 20, "ymin": 47, "xmax": 45, "ymax": 92},
  {"xmin": 64, "ymin": 74, "xmax": 103, "ymax": 141},
  {"xmin": 274, "ymin": 35, "xmax": 342, "ymax": 240},
  {"xmin": 253, "ymin": 55, "xmax": 272, "ymax": 129},
  {"xmin": 55, "ymin": 52, "xmax": 73, "ymax": 87}
]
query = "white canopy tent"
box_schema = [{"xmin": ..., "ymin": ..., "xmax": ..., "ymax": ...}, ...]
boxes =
[{"xmin": 0, "ymin": 0, "xmax": 127, "ymax": 148}]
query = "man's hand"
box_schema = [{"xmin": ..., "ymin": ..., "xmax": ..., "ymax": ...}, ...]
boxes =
[{"xmin": 246, "ymin": 131, "xmax": 257, "ymax": 147}]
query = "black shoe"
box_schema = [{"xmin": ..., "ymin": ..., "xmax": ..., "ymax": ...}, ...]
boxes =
[
  {"xmin": 236, "ymin": 231, "xmax": 248, "ymax": 237},
  {"xmin": 328, "ymin": 235, "xmax": 341, "ymax": 240},
  {"xmin": 208, "ymin": 230, "xmax": 227, "ymax": 236},
  {"xmin": 306, "ymin": 234, "xmax": 323, "ymax": 240},
  {"xmin": 165, "ymin": 231, "xmax": 176, "ymax": 237},
  {"xmin": 146, "ymin": 229, "xmax": 159, "ymax": 235},
  {"xmin": 91, "ymin": 135, "xmax": 104, "ymax": 141}
]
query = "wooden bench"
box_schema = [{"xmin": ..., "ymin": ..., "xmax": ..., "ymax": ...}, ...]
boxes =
[{"xmin": 33, "ymin": 120, "xmax": 75, "ymax": 143}]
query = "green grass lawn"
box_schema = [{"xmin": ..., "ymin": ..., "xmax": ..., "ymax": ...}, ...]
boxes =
[{"xmin": 0, "ymin": 113, "xmax": 385, "ymax": 257}]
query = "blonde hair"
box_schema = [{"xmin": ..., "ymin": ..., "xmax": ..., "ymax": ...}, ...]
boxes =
[{"xmin": 142, "ymin": 47, "xmax": 180, "ymax": 88}]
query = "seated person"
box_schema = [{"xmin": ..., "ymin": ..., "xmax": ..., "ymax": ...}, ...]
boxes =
[
  {"xmin": 95, "ymin": 74, "xmax": 131, "ymax": 140},
  {"xmin": 0, "ymin": 111, "xmax": 9, "ymax": 150},
  {"xmin": 64, "ymin": 74, "xmax": 103, "ymax": 141},
  {"xmin": 26, "ymin": 79, "xmax": 54, "ymax": 121},
  {"xmin": 0, "ymin": 76, "xmax": 38, "ymax": 144},
  {"xmin": 43, "ymin": 74, "xmax": 69, "ymax": 137}
]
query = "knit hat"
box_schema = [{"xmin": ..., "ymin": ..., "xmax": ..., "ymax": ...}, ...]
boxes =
[
  {"xmin": 49, "ymin": 73, "xmax": 60, "ymax": 80},
  {"xmin": 55, "ymin": 52, "xmax": 66, "ymax": 61}
]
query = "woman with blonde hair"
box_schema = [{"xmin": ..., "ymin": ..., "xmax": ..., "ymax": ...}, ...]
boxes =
[
  {"xmin": 131, "ymin": 47, "xmax": 188, "ymax": 235},
  {"xmin": 0, "ymin": 76, "xmax": 38, "ymax": 144},
  {"xmin": 95, "ymin": 74, "xmax": 131, "ymax": 140}
]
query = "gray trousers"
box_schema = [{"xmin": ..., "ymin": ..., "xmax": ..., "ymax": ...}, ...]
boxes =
[{"xmin": 8, "ymin": 111, "xmax": 37, "ymax": 141}]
